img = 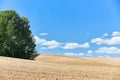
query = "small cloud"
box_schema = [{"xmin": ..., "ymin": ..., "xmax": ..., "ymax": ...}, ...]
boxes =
[
  {"xmin": 62, "ymin": 42, "xmax": 79, "ymax": 49},
  {"xmin": 62, "ymin": 42, "xmax": 90, "ymax": 49},
  {"xmin": 34, "ymin": 36, "xmax": 61, "ymax": 49},
  {"xmin": 34, "ymin": 36, "xmax": 45, "ymax": 44},
  {"xmin": 88, "ymin": 50, "xmax": 93, "ymax": 54},
  {"xmin": 91, "ymin": 38, "xmax": 105, "ymax": 45},
  {"xmin": 41, "ymin": 40, "xmax": 61, "ymax": 49},
  {"xmin": 103, "ymin": 33, "xmax": 108, "ymax": 37},
  {"xmin": 40, "ymin": 33, "xmax": 48, "ymax": 36},
  {"xmin": 79, "ymin": 42, "xmax": 90, "ymax": 48},
  {"xmin": 112, "ymin": 31, "xmax": 120, "ymax": 37},
  {"xmin": 95, "ymin": 47, "xmax": 120, "ymax": 54},
  {"xmin": 86, "ymin": 50, "xmax": 93, "ymax": 57}
]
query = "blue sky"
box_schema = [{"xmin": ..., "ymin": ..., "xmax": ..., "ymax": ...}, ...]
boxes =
[{"xmin": 1, "ymin": 0, "xmax": 120, "ymax": 57}]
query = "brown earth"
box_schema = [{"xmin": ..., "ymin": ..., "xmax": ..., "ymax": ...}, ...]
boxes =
[{"xmin": 0, "ymin": 54, "xmax": 120, "ymax": 80}]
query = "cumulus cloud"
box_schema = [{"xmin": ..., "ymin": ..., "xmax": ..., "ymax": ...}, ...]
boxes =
[
  {"xmin": 40, "ymin": 33, "xmax": 48, "ymax": 36},
  {"xmin": 91, "ymin": 37, "xmax": 120, "ymax": 45},
  {"xmin": 34, "ymin": 36, "xmax": 45, "ymax": 44},
  {"xmin": 91, "ymin": 31, "xmax": 120, "ymax": 45},
  {"xmin": 79, "ymin": 42, "xmax": 90, "ymax": 48},
  {"xmin": 34, "ymin": 36, "xmax": 61, "ymax": 49},
  {"xmin": 91, "ymin": 38, "xmax": 105, "ymax": 45},
  {"xmin": 62, "ymin": 43, "xmax": 79, "ymax": 49},
  {"xmin": 62, "ymin": 42, "xmax": 90, "ymax": 49},
  {"xmin": 34, "ymin": 36, "xmax": 90, "ymax": 50},
  {"xmin": 64, "ymin": 52, "xmax": 85, "ymax": 57},
  {"xmin": 41, "ymin": 40, "xmax": 61, "ymax": 49},
  {"xmin": 95, "ymin": 47, "xmax": 120, "ymax": 54},
  {"xmin": 112, "ymin": 31, "xmax": 120, "ymax": 37}
]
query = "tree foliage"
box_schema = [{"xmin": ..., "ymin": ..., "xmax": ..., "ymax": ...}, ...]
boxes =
[{"xmin": 0, "ymin": 10, "xmax": 37, "ymax": 59}]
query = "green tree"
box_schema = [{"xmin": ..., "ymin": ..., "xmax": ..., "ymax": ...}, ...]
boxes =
[{"xmin": 0, "ymin": 10, "xmax": 37, "ymax": 59}]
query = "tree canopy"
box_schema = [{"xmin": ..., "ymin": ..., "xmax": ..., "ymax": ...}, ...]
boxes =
[{"xmin": 0, "ymin": 10, "xmax": 37, "ymax": 59}]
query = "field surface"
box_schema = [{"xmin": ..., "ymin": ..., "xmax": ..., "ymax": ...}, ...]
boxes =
[{"xmin": 0, "ymin": 54, "xmax": 120, "ymax": 80}]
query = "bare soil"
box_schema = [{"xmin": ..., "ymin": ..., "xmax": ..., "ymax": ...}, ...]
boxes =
[{"xmin": 0, "ymin": 54, "xmax": 120, "ymax": 80}]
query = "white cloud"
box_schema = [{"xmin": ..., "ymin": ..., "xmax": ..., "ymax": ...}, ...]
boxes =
[
  {"xmin": 91, "ymin": 31, "xmax": 120, "ymax": 45},
  {"xmin": 34, "ymin": 36, "xmax": 90, "ymax": 50},
  {"xmin": 41, "ymin": 40, "xmax": 61, "ymax": 49},
  {"xmin": 88, "ymin": 50, "xmax": 93, "ymax": 54},
  {"xmin": 40, "ymin": 33, "xmax": 48, "ymax": 36},
  {"xmin": 91, "ymin": 38, "xmax": 105, "ymax": 45},
  {"xmin": 112, "ymin": 31, "xmax": 120, "ymax": 37},
  {"xmin": 62, "ymin": 42, "xmax": 90, "ymax": 49},
  {"xmin": 64, "ymin": 52, "xmax": 84, "ymax": 57},
  {"xmin": 109, "ymin": 37, "xmax": 120, "ymax": 45},
  {"xmin": 103, "ymin": 33, "xmax": 108, "ymax": 37},
  {"xmin": 34, "ymin": 36, "xmax": 61, "ymax": 49},
  {"xmin": 86, "ymin": 50, "xmax": 93, "ymax": 57},
  {"xmin": 91, "ymin": 37, "xmax": 120, "ymax": 45},
  {"xmin": 95, "ymin": 47, "xmax": 120, "ymax": 54},
  {"xmin": 79, "ymin": 42, "xmax": 90, "ymax": 48},
  {"xmin": 62, "ymin": 43, "xmax": 79, "ymax": 49},
  {"xmin": 34, "ymin": 36, "xmax": 45, "ymax": 44}
]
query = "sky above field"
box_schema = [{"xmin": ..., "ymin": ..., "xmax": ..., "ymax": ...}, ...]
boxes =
[{"xmin": 0, "ymin": 0, "xmax": 120, "ymax": 57}]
